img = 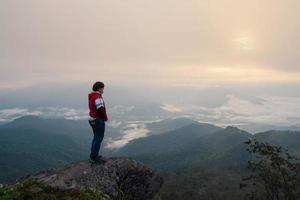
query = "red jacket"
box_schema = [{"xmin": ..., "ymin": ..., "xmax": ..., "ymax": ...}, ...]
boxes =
[{"xmin": 88, "ymin": 91, "xmax": 108, "ymax": 121}]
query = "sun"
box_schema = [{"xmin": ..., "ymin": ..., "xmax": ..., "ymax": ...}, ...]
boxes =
[{"xmin": 234, "ymin": 35, "xmax": 255, "ymax": 51}]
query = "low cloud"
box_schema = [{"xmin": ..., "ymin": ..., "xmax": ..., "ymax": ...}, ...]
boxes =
[
  {"xmin": 161, "ymin": 104, "xmax": 183, "ymax": 113},
  {"xmin": 180, "ymin": 95, "xmax": 300, "ymax": 127},
  {"xmin": 105, "ymin": 123, "xmax": 149, "ymax": 149},
  {"xmin": 1, "ymin": 94, "xmax": 299, "ymax": 148},
  {"xmin": 0, "ymin": 107, "xmax": 88, "ymax": 122},
  {"xmin": 0, "ymin": 108, "xmax": 42, "ymax": 121}
]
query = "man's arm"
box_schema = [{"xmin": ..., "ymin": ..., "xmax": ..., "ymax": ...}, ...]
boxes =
[{"xmin": 95, "ymin": 98, "xmax": 108, "ymax": 121}]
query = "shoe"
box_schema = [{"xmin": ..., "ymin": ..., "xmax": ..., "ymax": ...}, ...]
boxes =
[
  {"xmin": 89, "ymin": 156, "xmax": 105, "ymax": 164},
  {"xmin": 95, "ymin": 156, "xmax": 106, "ymax": 164},
  {"xmin": 89, "ymin": 158, "xmax": 96, "ymax": 164}
]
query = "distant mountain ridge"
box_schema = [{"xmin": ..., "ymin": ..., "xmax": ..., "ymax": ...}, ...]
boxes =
[
  {"xmin": 0, "ymin": 116, "xmax": 94, "ymax": 183},
  {"xmin": 0, "ymin": 128, "xmax": 88, "ymax": 183},
  {"xmin": 115, "ymin": 123, "xmax": 300, "ymax": 173},
  {"xmin": 1, "ymin": 115, "xmax": 300, "ymax": 184},
  {"xmin": 145, "ymin": 117, "xmax": 202, "ymax": 135},
  {"xmin": 117, "ymin": 122, "xmax": 222, "ymax": 157}
]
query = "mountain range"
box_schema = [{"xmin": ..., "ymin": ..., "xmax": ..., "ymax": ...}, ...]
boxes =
[
  {"xmin": 114, "ymin": 122, "xmax": 300, "ymax": 173},
  {"xmin": 1, "ymin": 115, "xmax": 300, "ymax": 185}
]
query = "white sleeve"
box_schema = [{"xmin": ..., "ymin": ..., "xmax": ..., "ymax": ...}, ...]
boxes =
[{"xmin": 95, "ymin": 98, "xmax": 104, "ymax": 109}]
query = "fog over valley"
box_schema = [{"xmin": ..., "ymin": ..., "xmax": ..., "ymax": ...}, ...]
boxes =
[{"xmin": 0, "ymin": 83, "xmax": 299, "ymax": 149}]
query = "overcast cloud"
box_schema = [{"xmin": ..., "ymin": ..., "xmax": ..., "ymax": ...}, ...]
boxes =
[{"xmin": 0, "ymin": 0, "xmax": 299, "ymax": 87}]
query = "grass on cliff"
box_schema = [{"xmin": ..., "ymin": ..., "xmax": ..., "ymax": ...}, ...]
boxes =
[{"xmin": 0, "ymin": 179, "xmax": 111, "ymax": 200}]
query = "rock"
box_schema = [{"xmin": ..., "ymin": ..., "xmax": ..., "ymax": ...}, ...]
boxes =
[
  {"xmin": 20, "ymin": 157, "xmax": 163, "ymax": 200},
  {"xmin": 28, "ymin": 186, "xmax": 43, "ymax": 193}
]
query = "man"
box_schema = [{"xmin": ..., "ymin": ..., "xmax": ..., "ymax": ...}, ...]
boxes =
[{"xmin": 88, "ymin": 81, "xmax": 108, "ymax": 163}]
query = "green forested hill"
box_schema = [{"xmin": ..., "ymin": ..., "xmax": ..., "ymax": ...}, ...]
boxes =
[
  {"xmin": 0, "ymin": 128, "xmax": 90, "ymax": 183},
  {"xmin": 117, "ymin": 122, "xmax": 222, "ymax": 157},
  {"xmin": 253, "ymin": 130, "xmax": 300, "ymax": 155},
  {"xmin": 0, "ymin": 116, "xmax": 94, "ymax": 183},
  {"xmin": 118, "ymin": 126, "xmax": 300, "ymax": 200},
  {"xmin": 145, "ymin": 117, "xmax": 202, "ymax": 136},
  {"xmin": 116, "ymin": 125, "xmax": 300, "ymax": 173}
]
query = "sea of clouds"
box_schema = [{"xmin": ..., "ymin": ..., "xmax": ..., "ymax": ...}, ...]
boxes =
[
  {"xmin": 0, "ymin": 95, "xmax": 299, "ymax": 148},
  {"xmin": 180, "ymin": 95, "xmax": 300, "ymax": 127}
]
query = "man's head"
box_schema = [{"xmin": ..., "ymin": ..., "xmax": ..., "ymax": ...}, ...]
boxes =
[{"xmin": 92, "ymin": 81, "xmax": 105, "ymax": 94}]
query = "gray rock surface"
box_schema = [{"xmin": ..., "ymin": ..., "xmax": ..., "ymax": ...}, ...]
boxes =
[{"xmin": 21, "ymin": 157, "xmax": 163, "ymax": 200}]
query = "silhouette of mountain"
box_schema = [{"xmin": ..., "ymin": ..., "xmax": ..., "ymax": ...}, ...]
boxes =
[
  {"xmin": 0, "ymin": 129, "xmax": 88, "ymax": 183},
  {"xmin": 2, "ymin": 114, "xmax": 300, "ymax": 199},
  {"xmin": 0, "ymin": 116, "xmax": 94, "ymax": 183},
  {"xmin": 145, "ymin": 117, "xmax": 203, "ymax": 136},
  {"xmin": 254, "ymin": 130, "xmax": 300, "ymax": 154},
  {"xmin": 115, "ymin": 124, "xmax": 300, "ymax": 173},
  {"xmin": 116, "ymin": 122, "xmax": 222, "ymax": 157}
]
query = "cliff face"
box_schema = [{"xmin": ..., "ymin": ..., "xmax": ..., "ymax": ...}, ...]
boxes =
[{"xmin": 19, "ymin": 157, "xmax": 163, "ymax": 200}]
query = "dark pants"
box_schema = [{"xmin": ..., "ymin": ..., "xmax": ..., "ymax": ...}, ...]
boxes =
[{"xmin": 89, "ymin": 119, "xmax": 105, "ymax": 160}]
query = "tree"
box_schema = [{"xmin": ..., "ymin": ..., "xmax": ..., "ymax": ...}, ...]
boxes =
[{"xmin": 241, "ymin": 139, "xmax": 300, "ymax": 200}]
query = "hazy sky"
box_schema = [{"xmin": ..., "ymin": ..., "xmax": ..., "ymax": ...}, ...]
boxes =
[{"xmin": 0, "ymin": 0, "xmax": 299, "ymax": 88}]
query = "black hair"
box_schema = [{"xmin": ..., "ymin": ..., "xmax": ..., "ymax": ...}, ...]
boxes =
[{"xmin": 92, "ymin": 81, "xmax": 105, "ymax": 91}]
